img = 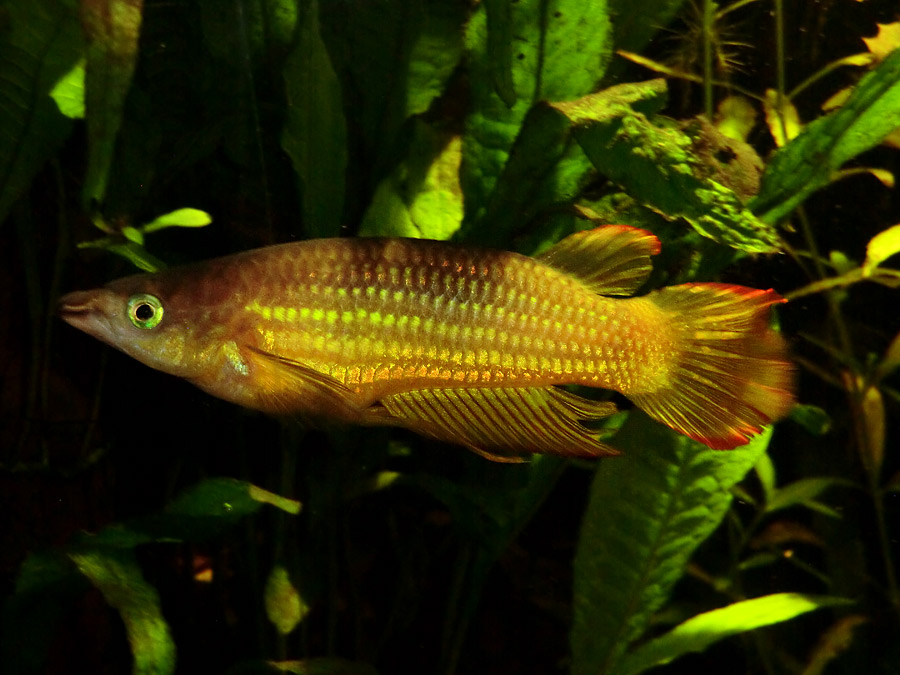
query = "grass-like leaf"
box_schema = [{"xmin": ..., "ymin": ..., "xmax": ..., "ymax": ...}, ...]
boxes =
[
  {"xmin": 570, "ymin": 413, "xmax": 771, "ymax": 675},
  {"xmin": 616, "ymin": 593, "xmax": 852, "ymax": 675}
]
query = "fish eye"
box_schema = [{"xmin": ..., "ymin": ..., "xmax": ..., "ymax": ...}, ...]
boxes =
[{"xmin": 127, "ymin": 293, "xmax": 164, "ymax": 329}]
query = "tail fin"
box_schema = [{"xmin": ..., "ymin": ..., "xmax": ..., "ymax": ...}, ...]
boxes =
[{"xmin": 629, "ymin": 283, "xmax": 794, "ymax": 449}]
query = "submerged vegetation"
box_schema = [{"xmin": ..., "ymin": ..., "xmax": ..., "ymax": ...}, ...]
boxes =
[{"xmin": 2, "ymin": 0, "xmax": 900, "ymax": 673}]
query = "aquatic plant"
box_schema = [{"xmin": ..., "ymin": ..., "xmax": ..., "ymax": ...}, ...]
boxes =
[{"xmin": 1, "ymin": 0, "xmax": 899, "ymax": 673}]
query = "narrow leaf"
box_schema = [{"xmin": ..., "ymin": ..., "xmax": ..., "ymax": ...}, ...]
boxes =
[
  {"xmin": 282, "ymin": 0, "xmax": 347, "ymax": 238},
  {"xmin": 141, "ymin": 208, "xmax": 213, "ymax": 233},
  {"xmin": 863, "ymin": 223, "xmax": 900, "ymax": 273},
  {"xmin": 68, "ymin": 548, "xmax": 176, "ymax": 675},
  {"xmin": 753, "ymin": 48, "xmax": 900, "ymax": 223},
  {"xmin": 617, "ymin": 594, "xmax": 851, "ymax": 675},
  {"xmin": 570, "ymin": 414, "xmax": 770, "ymax": 675},
  {"xmin": 766, "ymin": 477, "xmax": 850, "ymax": 514},
  {"xmin": 50, "ymin": 58, "xmax": 86, "ymax": 119}
]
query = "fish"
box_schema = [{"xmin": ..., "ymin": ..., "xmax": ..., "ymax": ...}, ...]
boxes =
[{"xmin": 58, "ymin": 225, "xmax": 794, "ymax": 460}]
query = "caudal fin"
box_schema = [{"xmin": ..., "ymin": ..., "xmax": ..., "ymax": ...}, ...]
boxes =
[{"xmin": 629, "ymin": 283, "xmax": 794, "ymax": 449}]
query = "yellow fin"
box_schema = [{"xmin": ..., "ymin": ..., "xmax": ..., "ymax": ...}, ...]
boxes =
[
  {"xmin": 536, "ymin": 225, "xmax": 661, "ymax": 296},
  {"xmin": 243, "ymin": 347, "xmax": 365, "ymax": 421},
  {"xmin": 373, "ymin": 386, "xmax": 619, "ymax": 461},
  {"xmin": 629, "ymin": 283, "xmax": 794, "ymax": 449}
]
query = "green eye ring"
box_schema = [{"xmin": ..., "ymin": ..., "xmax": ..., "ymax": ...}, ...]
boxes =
[{"xmin": 127, "ymin": 293, "xmax": 164, "ymax": 329}]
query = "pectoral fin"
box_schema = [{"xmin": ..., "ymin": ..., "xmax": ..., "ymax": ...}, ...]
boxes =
[
  {"xmin": 371, "ymin": 386, "xmax": 619, "ymax": 461},
  {"xmin": 243, "ymin": 346, "xmax": 366, "ymax": 421}
]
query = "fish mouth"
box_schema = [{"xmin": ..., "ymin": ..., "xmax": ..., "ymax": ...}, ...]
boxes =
[{"xmin": 58, "ymin": 289, "xmax": 116, "ymax": 342}]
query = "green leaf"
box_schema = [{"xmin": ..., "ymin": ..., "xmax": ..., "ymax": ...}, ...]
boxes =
[
  {"xmin": 555, "ymin": 98, "xmax": 781, "ymax": 253},
  {"xmin": 167, "ymin": 477, "xmax": 301, "ymax": 519},
  {"xmin": 616, "ymin": 593, "xmax": 851, "ymax": 675},
  {"xmin": 461, "ymin": 0, "xmax": 612, "ymax": 233},
  {"xmin": 282, "ymin": 0, "xmax": 347, "ymax": 238},
  {"xmin": 68, "ymin": 548, "xmax": 176, "ymax": 675},
  {"xmin": 0, "ymin": 0, "xmax": 83, "ymax": 229},
  {"xmin": 789, "ymin": 404, "xmax": 833, "ymax": 436},
  {"xmin": 470, "ymin": 79, "xmax": 667, "ymax": 247},
  {"xmin": 77, "ymin": 237, "xmax": 166, "ymax": 272},
  {"xmin": 765, "ymin": 477, "xmax": 852, "ymax": 514},
  {"xmin": 141, "ymin": 207, "xmax": 213, "ymax": 233},
  {"xmin": 752, "ymin": 48, "xmax": 900, "ymax": 224},
  {"xmin": 863, "ymin": 222, "xmax": 900, "ymax": 273},
  {"xmin": 570, "ymin": 414, "xmax": 770, "ymax": 675},
  {"xmin": 604, "ymin": 0, "xmax": 686, "ymax": 81},
  {"xmin": 359, "ymin": 122, "xmax": 462, "ymax": 240},
  {"xmin": 264, "ymin": 565, "xmax": 308, "ymax": 635},
  {"xmin": 50, "ymin": 57, "xmax": 86, "ymax": 119},
  {"xmin": 81, "ymin": 0, "xmax": 145, "ymax": 207}
]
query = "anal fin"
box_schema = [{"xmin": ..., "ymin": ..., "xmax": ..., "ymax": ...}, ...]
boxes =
[{"xmin": 372, "ymin": 386, "xmax": 619, "ymax": 461}]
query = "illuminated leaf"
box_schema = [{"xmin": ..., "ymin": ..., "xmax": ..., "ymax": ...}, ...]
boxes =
[
  {"xmin": 265, "ymin": 566, "xmax": 308, "ymax": 635},
  {"xmin": 876, "ymin": 328, "xmax": 900, "ymax": 381},
  {"xmin": 616, "ymin": 594, "xmax": 851, "ymax": 675},
  {"xmin": 359, "ymin": 123, "xmax": 463, "ymax": 240},
  {"xmin": 862, "ymin": 22, "xmax": 900, "ymax": 62},
  {"xmin": 716, "ymin": 95, "xmax": 757, "ymax": 142},
  {"xmin": 863, "ymin": 223, "xmax": 900, "ymax": 273},
  {"xmin": 142, "ymin": 208, "xmax": 213, "ymax": 232},
  {"xmin": 570, "ymin": 414, "xmax": 770, "ymax": 674},
  {"xmin": 789, "ymin": 404, "xmax": 832, "ymax": 436},
  {"xmin": 50, "ymin": 58, "xmax": 86, "ymax": 119},
  {"xmin": 68, "ymin": 548, "xmax": 176, "ymax": 675},
  {"xmin": 859, "ymin": 384, "xmax": 885, "ymax": 478},
  {"xmin": 764, "ymin": 88, "xmax": 802, "ymax": 147}
]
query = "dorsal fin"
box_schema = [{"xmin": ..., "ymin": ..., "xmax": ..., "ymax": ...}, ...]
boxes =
[{"xmin": 536, "ymin": 225, "xmax": 661, "ymax": 296}]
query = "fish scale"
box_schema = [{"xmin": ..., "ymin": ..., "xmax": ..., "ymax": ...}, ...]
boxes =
[
  {"xmin": 58, "ymin": 225, "xmax": 794, "ymax": 458},
  {"xmin": 236, "ymin": 239, "xmax": 659, "ymax": 398}
]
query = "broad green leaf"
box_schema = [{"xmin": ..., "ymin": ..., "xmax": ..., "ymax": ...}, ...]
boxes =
[
  {"xmin": 482, "ymin": 0, "xmax": 516, "ymax": 107},
  {"xmin": 0, "ymin": 0, "xmax": 83, "ymax": 229},
  {"xmin": 199, "ymin": 0, "xmax": 297, "ymax": 63},
  {"xmin": 616, "ymin": 593, "xmax": 851, "ymax": 675},
  {"xmin": 50, "ymin": 58, "xmax": 86, "ymax": 119},
  {"xmin": 359, "ymin": 122, "xmax": 462, "ymax": 240},
  {"xmin": 470, "ymin": 79, "xmax": 667, "ymax": 247},
  {"xmin": 570, "ymin": 414, "xmax": 770, "ymax": 675},
  {"xmin": 81, "ymin": 0, "xmax": 145, "ymax": 207},
  {"xmin": 753, "ymin": 48, "xmax": 900, "ymax": 224},
  {"xmin": 265, "ymin": 565, "xmax": 308, "ymax": 635},
  {"xmin": 68, "ymin": 548, "xmax": 176, "ymax": 675},
  {"xmin": 282, "ymin": 0, "xmax": 347, "ymax": 238},
  {"xmin": 863, "ymin": 223, "xmax": 900, "ymax": 273},
  {"xmin": 556, "ymin": 99, "xmax": 781, "ymax": 253},
  {"xmin": 461, "ymin": 0, "xmax": 611, "ymax": 233},
  {"xmin": 754, "ymin": 452, "xmax": 776, "ymax": 504},
  {"xmin": 605, "ymin": 0, "xmax": 686, "ymax": 80},
  {"xmin": 765, "ymin": 477, "xmax": 851, "ymax": 514},
  {"xmin": 141, "ymin": 207, "xmax": 214, "ymax": 233},
  {"xmin": 319, "ymin": 0, "xmax": 465, "ymax": 189}
]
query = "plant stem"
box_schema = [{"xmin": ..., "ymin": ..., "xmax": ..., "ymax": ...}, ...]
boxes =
[{"xmin": 702, "ymin": 0, "xmax": 715, "ymax": 120}]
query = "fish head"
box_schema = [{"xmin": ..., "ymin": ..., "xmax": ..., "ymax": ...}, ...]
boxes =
[{"xmin": 58, "ymin": 271, "xmax": 220, "ymax": 380}]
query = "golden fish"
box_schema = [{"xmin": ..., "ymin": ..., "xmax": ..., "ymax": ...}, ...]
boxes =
[{"xmin": 58, "ymin": 225, "xmax": 793, "ymax": 460}]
